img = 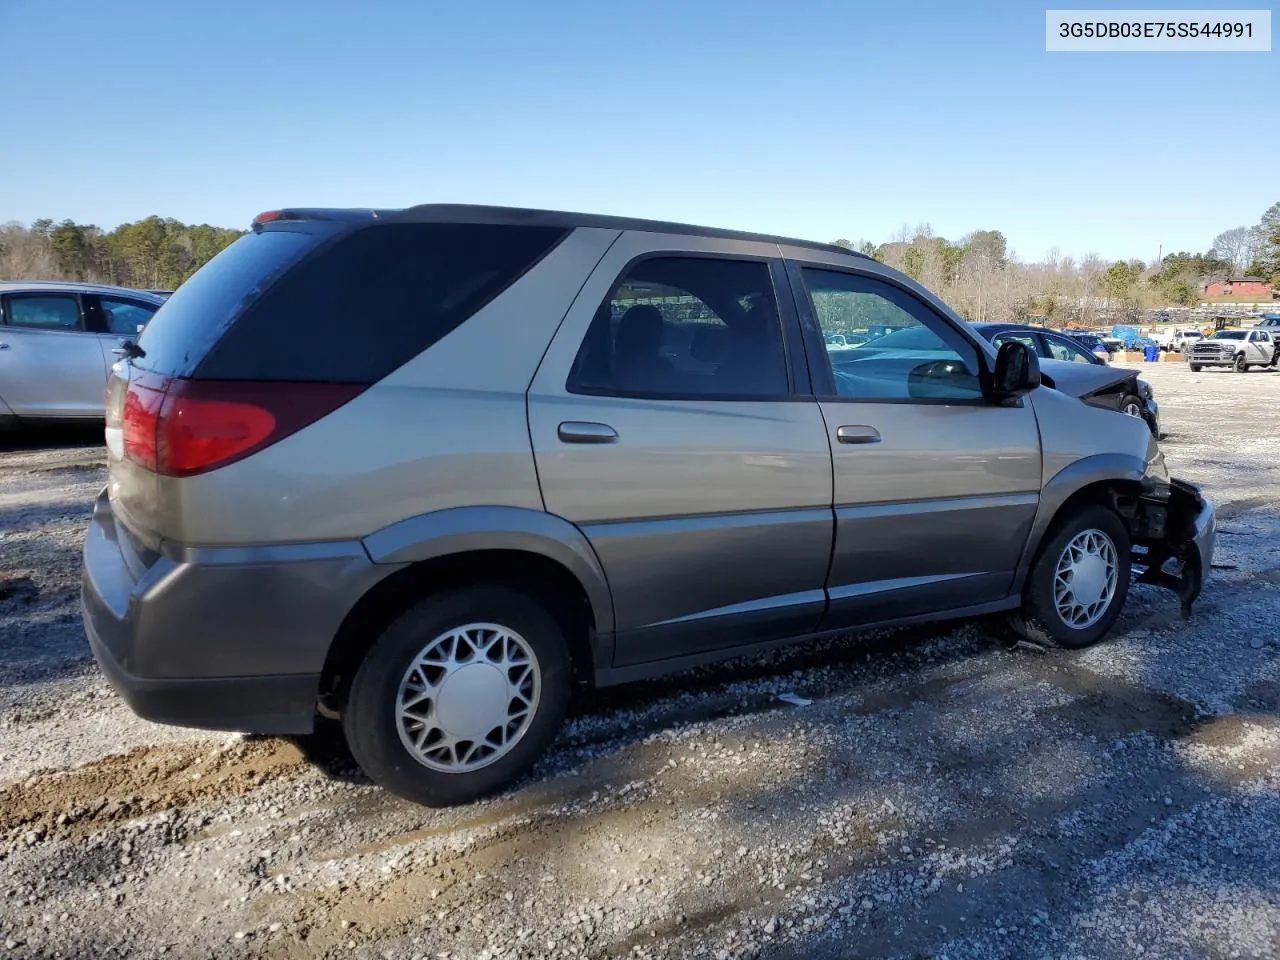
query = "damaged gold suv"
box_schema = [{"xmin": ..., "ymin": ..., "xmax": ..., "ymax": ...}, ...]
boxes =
[{"xmin": 83, "ymin": 204, "xmax": 1216, "ymax": 806}]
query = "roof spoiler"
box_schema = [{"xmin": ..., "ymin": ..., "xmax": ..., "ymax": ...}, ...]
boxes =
[{"xmin": 250, "ymin": 209, "xmax": 383, "ymax": 233}]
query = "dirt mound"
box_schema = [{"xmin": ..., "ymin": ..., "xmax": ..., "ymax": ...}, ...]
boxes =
[{"xmin": 0, "ymin": 736, "xmax": 307, "ymax": 844}]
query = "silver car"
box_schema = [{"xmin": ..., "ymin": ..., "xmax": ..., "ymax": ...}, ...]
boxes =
[
  {"xmin": 82, "ymin": 205, "xmax": 1216, "ymax": 807},
  {"xmin": 0, "ymin": 280, "xmax": 164, "ymax": 427}
]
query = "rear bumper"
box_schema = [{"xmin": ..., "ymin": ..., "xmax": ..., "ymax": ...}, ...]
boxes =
[
  {"xmin": 81, "ymin": 487, "xmax": 396, "ymax": 735},
  {"xmin": 84, "ymin": 605, "xmax": 320, "ymax": 734}
]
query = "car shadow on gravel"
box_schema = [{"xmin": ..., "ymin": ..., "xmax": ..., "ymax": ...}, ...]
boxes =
[
  {"xmin": 0, "ymin": 424, "xmax": 104, "ymax": 452},
  {"xmin": 284, "ymin": 619, "xmax": 1011, "ymax": 791}
]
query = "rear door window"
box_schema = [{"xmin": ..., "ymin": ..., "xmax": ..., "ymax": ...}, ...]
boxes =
[
  {"xmin": 1044, "ymin": 333, "xmax": 1095, "ymax": 363},
  {"xmin": 96, "ymin": 297, "xmax": 159, "ymax": 335},
  {"xmin": 567, "ymin": 256, "xmax": 790, "ymax": 399},
  {"xmin": 196, "ymin": 222, "xmax": 568, "ymax": 383},
  {"xmin": 5, "ymin": 294, "xmax": 83, "ymax": 330}
]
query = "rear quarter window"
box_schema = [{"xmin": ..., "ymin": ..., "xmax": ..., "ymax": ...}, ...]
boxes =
[
  {"xmin": 135, "ymin": 228, "xmax": 322, "ymax": 375},
  {"xmin": 195, "ymin": 222, "xmax": 568, "ymax": 383}
]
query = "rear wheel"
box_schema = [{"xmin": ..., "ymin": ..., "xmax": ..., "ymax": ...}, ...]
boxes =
[
  {"xmin": 1010, "ymin": 505, "xmax": 1131, "ymax": 649},
  {"xmin": 1235, "ymin": 354, "xmax": 1249, "ymax": 373},
  {"xmin": 343, "ymin": 586, "xmax": 572, "ymax": 807}
]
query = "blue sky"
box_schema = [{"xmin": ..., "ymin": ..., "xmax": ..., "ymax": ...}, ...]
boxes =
[{"xmin": 2, "ymin": 0, "xmax": 1275, "ymax": 261}]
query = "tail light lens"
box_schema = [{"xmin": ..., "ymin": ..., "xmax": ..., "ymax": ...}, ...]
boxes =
[{"xmin": 119, "ymin": 376, "xmax": 364, "ymax": 477}]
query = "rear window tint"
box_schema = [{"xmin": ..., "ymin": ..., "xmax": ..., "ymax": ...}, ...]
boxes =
[
  {"xmin": 195, "ymin": 222, "xmax": 568, "ymax": 383},
  {"xmin": 135, "ymin": 229, "xmax": 322, "ymax": 375}
]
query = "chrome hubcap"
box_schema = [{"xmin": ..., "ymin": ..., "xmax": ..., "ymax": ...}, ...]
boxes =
[
  {"xmin": 1122, "ymin": 401, "xmax": 1142, "ymax": 418},
  {"xmin": 1054, "ymin": 529, "xmax": 1118, "ymax": 629},
  {"xmin": 395, "ymin": 623, "xmax": 540, "ymax": 773}
]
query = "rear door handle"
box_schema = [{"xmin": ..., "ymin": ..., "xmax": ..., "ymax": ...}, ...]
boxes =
[
  {"xmin": 557, "ymin": 421, "xmax": 618, "ymax": 444},
  {"xmin": 836, "ymin": 425, "xmax": 881, "ymax": 444}
]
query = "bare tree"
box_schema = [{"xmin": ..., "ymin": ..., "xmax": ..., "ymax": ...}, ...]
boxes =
[
  {"xmin": 1210, "ymin": 226, "xmax": 1254, "ymax": 274},
  {"xmin": 0, "ymin": 221, "xmax": 59, "ymax": 279}
]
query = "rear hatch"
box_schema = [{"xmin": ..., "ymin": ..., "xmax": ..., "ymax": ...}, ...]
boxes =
[
  {"xmin": 105, "ymin": 217, "xmax": 343, "ymax": 553},
  {"xmin": 104, "ymin": 208, "xmax": 572, "ymax": 553}
]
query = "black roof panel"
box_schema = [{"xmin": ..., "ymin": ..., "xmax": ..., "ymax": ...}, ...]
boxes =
[{"xmin": 264, "ymin": 204, "xmax": 870, "ymax": 260}]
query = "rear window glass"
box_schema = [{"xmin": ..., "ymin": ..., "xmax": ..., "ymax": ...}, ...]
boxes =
[
  {"xmin": 195, "ymin": 222, "xmax": 568, "ymax": 383},
  {"xmin": 135, "ymin": 229, "xmax": 321, "ymax": 375}
]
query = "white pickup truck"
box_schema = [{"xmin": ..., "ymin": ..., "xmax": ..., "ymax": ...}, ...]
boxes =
[
  {"xmin": 1188, "ymin": 328, "xmax": 1280, "ymax": 372},
  {"xmin": 1150, "ymin": 328, "xmax": 1204, "ymax": 353}
]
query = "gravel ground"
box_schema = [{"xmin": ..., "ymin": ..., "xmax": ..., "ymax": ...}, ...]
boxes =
[{"xmin": 2, "ymin": 363, "xmax": 1278, "ymax": 960}]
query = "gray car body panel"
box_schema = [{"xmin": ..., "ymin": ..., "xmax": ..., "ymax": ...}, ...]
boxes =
[
  {"xmin": 107, "ymin": 226, "xmax": 621, "ymax": 548},
  {"xmin": 84, "ymin": 489, "xmax": 395, "ymax": 681},
  {"xmin": 79, "ymin": 207, "xmax": 1217, "ymax": 738},
  {"xmin": 363, "ymin": 504, "xmax": 616, "ymax": 640},
  {"xmin": 527, "ymin": 231, "xmax": 835, "ymax": 666},
  {"xmin": 779, "ymin": 249, "xmax": 1043, "ymax": 624}
]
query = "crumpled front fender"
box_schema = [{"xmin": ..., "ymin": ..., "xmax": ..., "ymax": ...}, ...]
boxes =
[{"xmin": 1128, "ymin": 478, "xmax": 1216, "ymax": 617}]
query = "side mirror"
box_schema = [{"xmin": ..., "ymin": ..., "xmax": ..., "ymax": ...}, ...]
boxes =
[{"xmin": 991, "ymin": 340, "xmax": 1041, "ymax": 399}]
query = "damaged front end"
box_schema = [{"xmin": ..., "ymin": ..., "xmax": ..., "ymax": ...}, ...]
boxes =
[{"xmin": 1117, "ymin": 469, "xmax": 1217, "ymax": 618}]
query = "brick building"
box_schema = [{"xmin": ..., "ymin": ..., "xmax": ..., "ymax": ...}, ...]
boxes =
[{"xmin": 1204, "ymin": 277, "xmax": 1273, "ymax": 297}]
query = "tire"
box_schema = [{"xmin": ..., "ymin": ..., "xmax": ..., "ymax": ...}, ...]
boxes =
[
  {"xmin": 1009, "ymin": 505, "xmax": 1131, "ymax": 650},
  {"xmin": 343, "ymin": 585, "xmax": 572, "ymax": 807},
  {"xmin": 1119, "ymin": 394, "xmax": 1144, "ymax": 420},
  {"xmin": 1234, "ymin": 354, "xmax": 1248, "ymax": 373},
  {"xmin": 1188, "ymin": 364, "xmax": 1201, "ymax": 372}
]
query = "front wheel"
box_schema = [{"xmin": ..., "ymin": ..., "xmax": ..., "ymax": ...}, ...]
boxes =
[
  {"xmin": 1120, "ymin": 394, "xmax": 1144, "ymax": 420},
  {"xmin": 1235, "ymin": 354, "xmax": 1249, "ymax": 373},
  {"xmin": 343, "ymin": 586, "xmax": 572, "ymax": 807},
  {"xmin": 1189, "ymin": 364, "xmax": 1201, "ymax": 372},
  {"xmin": 1010, "ymin": 505, "xmax": 1131, "ymax": 649}
]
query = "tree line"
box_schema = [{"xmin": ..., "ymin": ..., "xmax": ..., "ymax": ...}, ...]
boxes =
[
  {"xmin": 834, "ymin": 199, "xmax": 1280, "ymax": 326},
  {"xmin": 0, "ymin": 216, "xmax": 244, "ymax": 291},
  {"xmin": 3, "ymin": 200, "xmax": 1277, "ymax": 322}
]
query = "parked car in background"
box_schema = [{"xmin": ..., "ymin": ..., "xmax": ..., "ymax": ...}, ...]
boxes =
[
  {"xmin": 1188, "ymin": 328, "xmax": 1280, "ymax": 373},
  {"xmin": 968, "ymin": 322, "xmax": 1160, "ymax": 437},
  {"xmin": 0, "ymin": 281, "xmax": 165, "ymax": 428},
  {"xmin": 1058, "ymin": 330, "xmax": 1112, "ymax": 357},
  {"xmin": 1150, "ymin": 328, "xmax": 1203, "ymax": 353},
  {"xmin": 83, "ymin": 204, "xmax": 1213, "ymax": 808}
]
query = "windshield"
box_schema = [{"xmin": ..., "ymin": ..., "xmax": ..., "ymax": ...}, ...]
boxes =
[
  {"xmin": 1212, "ymin": 331, "xmax": 1248, "ymax": 340},
  {"xmin": 859, "ymin": 325, "xmax": 945, "ymax": 350}
]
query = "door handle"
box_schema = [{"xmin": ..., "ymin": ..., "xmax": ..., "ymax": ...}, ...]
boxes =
[
  {"xmin": 557, "ymin": 421, "xmax": 619, "ymax": 444},
  {"xmin": 836, "ymin": 425, "xmax": 881, "ymax": 444}
]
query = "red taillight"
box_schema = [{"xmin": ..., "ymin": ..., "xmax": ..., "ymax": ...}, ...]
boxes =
[
  {"xmin": 252, "ymin": 210, "xmax": 283, "ymax": 227},
  {"xmin": 120, "ymin": 376, "xmax": 167, "ymax": 472},
  {"xmin": 159, "ymin": 394, "xmax": 277, "ymax": 476},
  {"xmin": 120, "ymin": 378, "xmax": 364, "ymax": 477}
]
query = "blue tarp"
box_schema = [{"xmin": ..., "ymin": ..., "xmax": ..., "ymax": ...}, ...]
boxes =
[{"xmin": 1111, "ymin": 324, "xmax": 1141, "ymax": 347}]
